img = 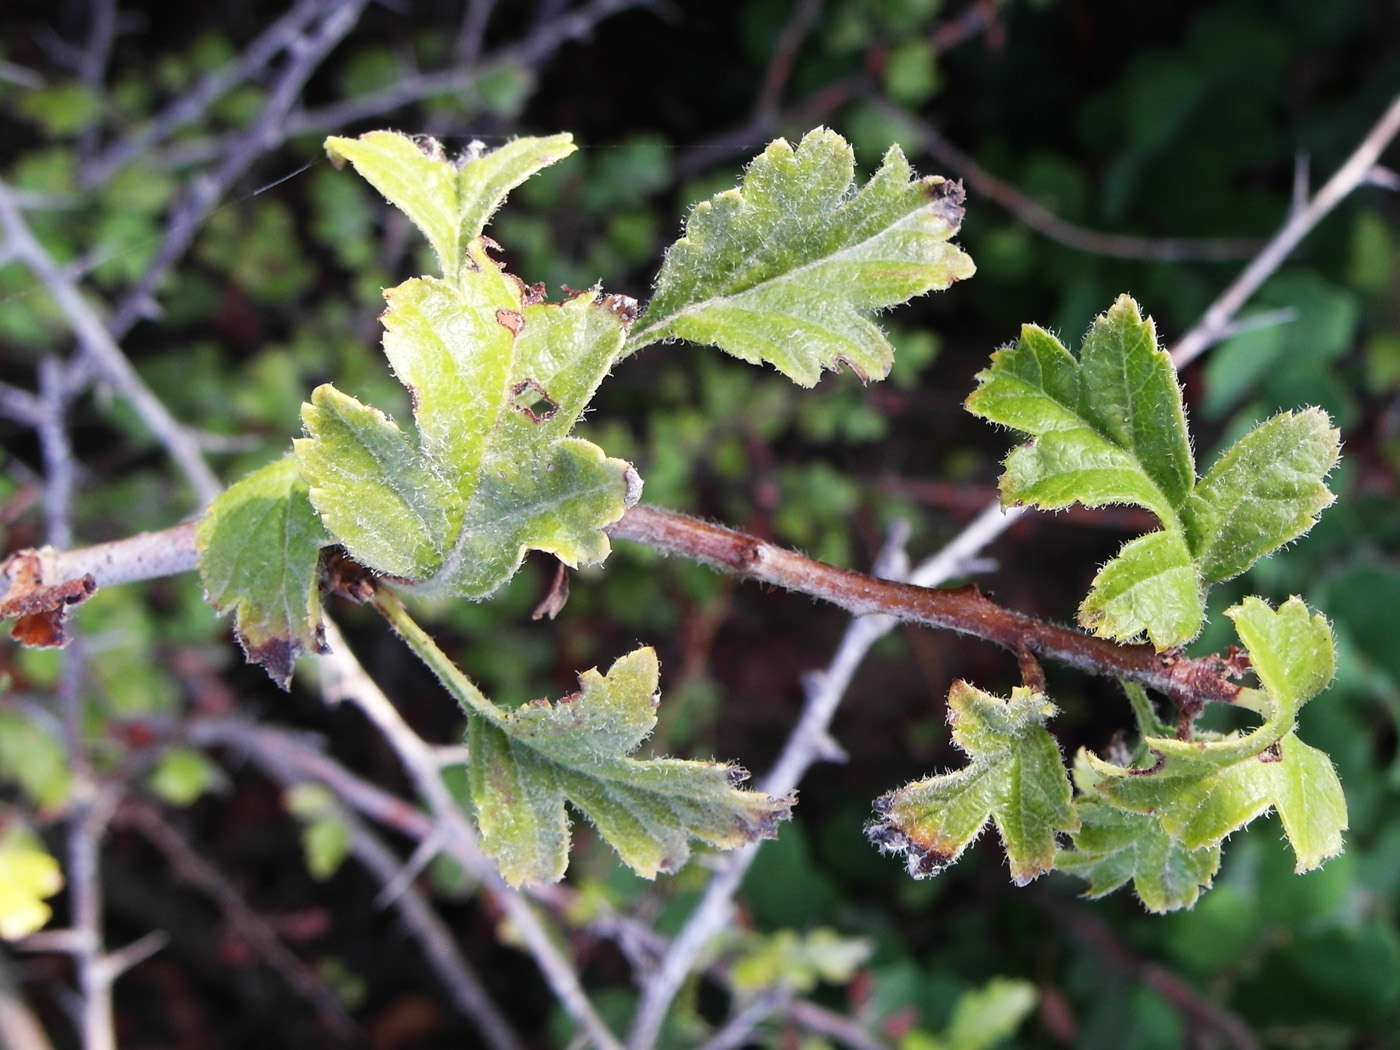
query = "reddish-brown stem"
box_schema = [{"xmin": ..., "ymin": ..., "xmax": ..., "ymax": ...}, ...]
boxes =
[
  {"xmin": 608, "ymin": 504, "xmax": 1242, "ymax": 707},
  {"xmin": 4, "ymin": 504, "xmax": 1244, "ymax": 707}
]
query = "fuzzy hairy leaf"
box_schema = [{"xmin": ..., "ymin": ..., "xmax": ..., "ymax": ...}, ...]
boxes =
[
  {"xmin": 1057, "ymin": 798, "xmax": 1221, "ymax": 913},
  {"xmin": 1183, "ymin": 409, "xmax": 1339, "ymax": 582},
  {"xmin": 1087, "ymin": 597, "xmax": 1345, "ymax": 872},
  {"xmin": 967, "ymin": 295, "xmax": 1339, "ymax": 648},
  {"xmin": 325, "ymin": 131, "xmax": 575, "ymax": 275},
  {"xmin": 626, "ymin": 127, "xmax": 975, "ymax": 385},
  {"xmin": 197, "ymin": 456, "xmax": 328, "ymax": 688},
  {"xmin": 465, "ymin": 647, "xmax": 791, "ymax": 886},
  {"xmin": 295, "ymin": 240, "xmax": 641, "ymax": 599},
  {"xmin": 867, "ymin": 682, "xmax": 1077, "ymax": 885}
]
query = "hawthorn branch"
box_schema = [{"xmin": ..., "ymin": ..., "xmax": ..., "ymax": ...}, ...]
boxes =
[
  {"xmin": 607, "ymin": 504, "xmax": 1241, "ymax": 706},
  {"xmin": 625, "ymin": 505, "xmax": 1024, "ymax": 1050},
  {"xmin": 0, "ymin": 179, "xmax": 223, "ymax": 506}
]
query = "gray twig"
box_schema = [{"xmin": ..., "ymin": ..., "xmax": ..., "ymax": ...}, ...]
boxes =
[
  {"xmin": 623, "ymin": 504, "xmax": 1019, "ymax": 1050},
  {"xmin": 346, "ymin": 813, "xmax": 525, "ymax": 1050},
  {"xmin": 0, "ymin": 179, "xmax": 222, "ymax": 506},
  {"xmin": 1170, "ymin": 92, "xmax": 1400, "ymax": 366}
]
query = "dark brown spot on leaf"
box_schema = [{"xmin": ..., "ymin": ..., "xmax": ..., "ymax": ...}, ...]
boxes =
[
  {"xmin": 597, "ymin": 293, "xmax": 639, "ymax": 325},
  {"xmin": 242, "ymin": 636, "xmax": 300, "ymax": 692},
  {"xmin": 511, "ymin": 379, "xmax": 558, "ymax": 422}
]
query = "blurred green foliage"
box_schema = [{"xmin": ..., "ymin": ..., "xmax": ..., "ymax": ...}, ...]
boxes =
[{"xmin": 1, "ymin": 0, "xmax": 1399, "ymax": 1046}]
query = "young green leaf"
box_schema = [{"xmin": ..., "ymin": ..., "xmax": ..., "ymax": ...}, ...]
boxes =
[
  {"xmin": 1182, "ymin": 409, "xmax": 1340, "ymax": 582},
  {"xmin": 325, "ymin": 131, "xmax": 576, "ymax": 276},
  {"xmin": 196, "ymin": 455, "xmax": 328, "ymax": 688},
  {"xmin": 626, "ymin": 127, "xmax": 975, "ymax": 386},
  {"xmin": 967, "ymin": 295, "xmax": 1339, "ymax": 649},
  {"xmin": 1087, "ymin": 597, "xmax": 1345, "ymax": 872},
  {"xmin": 295, "ymin": 240, "xmax": 641, "ymax": 599},
  {"xmin": 866, "ymin": 681, "xmax": 1077, "ymax": 885},
  {"xmin": 1056, "ymin": 798, "xmax": 1221, "ymax": 913},
  {"xmin": 1093, "ymin": 732, "xmax": 1346, "ymax": 873},
  {"xmin": 465, "ymin": 647, "xmax": 792, "ymax": 886}
]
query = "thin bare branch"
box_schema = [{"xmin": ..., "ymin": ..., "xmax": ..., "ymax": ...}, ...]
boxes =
[
  {"xmin": 346, "ymin": 814, "xmax": 525, "ymax": 1050},
  {"xmin": 754, "ymin": 0, "xmax": 823, "ymax": 120},
  {"xmin": 867, "ymin": 97, "xmax": 1264, "ymax": 262},
  {"xmin": 455, "ymin": 0, "xmax": 502, "ymax": 65},
  {"xmin": 80, "ymin": 0, "xmax": 335, "ymax": 188},
  {"xmin": 283, "ymin": 0, "xmax": 649, "ymax": 137},
  {"xmin": 115, "ymin": 800, "xmax": 359, "ymax": 1040},
  {"xmin": 1170, "ymin": 91, "xmax": 1400, "ymax": 367},
  {"xmin": 784, "ymin": 999, "xmax": 894, "ymax": 1050},
  {"xmin": 0, "ymin": 179, "xmax": 222, "ymax": 505},
  {"xmin": 107, "ymin": 0, "xmax": 369, "ymax": 341},
  {"xmin": 0, "ymin": 953, "xmax": 56, "ymax": 1050}
]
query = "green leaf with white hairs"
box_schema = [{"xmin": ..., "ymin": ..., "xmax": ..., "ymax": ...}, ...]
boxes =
[
  {"xmin": 1057, "ymin": 797, "xmax": 1221, "ymax": 913},
  {"xmin": 196, "ymin": 456, "xmax": 328, "ymax": 688},
  {"xmin": 967, "ymin": 295, "xmax": 1339, "ymax": 648},
  {"xmin": 465, "ymin": 647, "xmax": 792, "ymax": 886},
  {"xmin": 867, "ymin": 682, "xmax": 1077, "ymax": 886},
  {"xmin": 1183, "ymin": 409, "xmax": 1340, "ymax": 582},
  {"xmin": 295, "ymin": 239, "xmax": 640, "ymax": 599},
  {"xmin": 626, "ymin": 127, "xmax": 975, "ymax": 386},
  {"xmin": 1087, "ymin": 597, "xmax": 1345, "ymax": 872},
  {"xmin": 325, "ymin": 131, "xmax": 576, "ymax": 275}
]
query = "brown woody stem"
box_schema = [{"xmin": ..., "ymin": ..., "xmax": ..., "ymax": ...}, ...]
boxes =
[
  {"xmin": 2, "ymin": 504, "xmax": 1243, "ymax": 707},
  {"xmin": 608, "ymin": 504, "xmax": 1242, "ymax": 706}
]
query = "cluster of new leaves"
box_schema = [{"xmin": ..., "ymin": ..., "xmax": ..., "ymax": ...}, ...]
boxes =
[
  {"xmin": 197, "ymin": 127, "xmax": 972, "ymax": 884},
  {"xmin": 966, "ymin": 295, "xmax": 1339, "ymax": 650},
  {"xmin": 869, "ymin": 299, "xmax": 1346, "ymax": 911}
]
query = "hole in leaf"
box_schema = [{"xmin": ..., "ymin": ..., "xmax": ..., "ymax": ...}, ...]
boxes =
[{"xmin": 512, "ymin": 379, "xmax": 559, "ymax": 422}]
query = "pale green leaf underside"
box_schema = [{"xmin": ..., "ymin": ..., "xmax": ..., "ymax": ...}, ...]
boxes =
[
  {"xmin": 196, "ymin": 456, "xmax": 328, "ymax": 688},
  {"xmin": 868, "ymin": 683, "xmax": 1077, "ymax": 886},
  {"xmin": 466, "ymin": 648, "xmax": 792, "ymax": 885},
  {"xmin": 1057, "ymin": 800, "xmax": 1221, "ymax": 913},
  {"xmin": 967, "ymin": 295, "xmax": 1338, "ymax": 648},
  {"xmin": 326, "ymin": 131, "xmax": 576, "ymax": 275},
  {"xmin": 1087, "ymin": 597, "xmax": 1345, "ymax": 872},
  {"xmin": 294, "ymin": 240, "xmax": 639, "ymax": 599},
  {"xmin": 627, "ymin": 127, "xmax": 975, "ymax": 386}
]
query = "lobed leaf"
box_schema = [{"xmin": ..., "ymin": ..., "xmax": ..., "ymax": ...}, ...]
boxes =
[
  {"xmin": 967, "ymin": 295, "xmax": 1338, "ymax": 649},
  {"xmin": 465, "ymin": 647, "xmax": 792, "ymax": 886},
  {"xmin": 295, "ymin": 240, "xmax": 641, "ymax": 599},
  {"xmin": 326, "ymin": 131, "xmax": 576, "ymax": 275},
  {"xmin": 196, "ymin": 456, "xmax": 328, "ymax": 688},
  {"xmin": 867, "ymin": 682, "xmax": 1077, "ymax": 886},
  {"xmin": 1056, "ymin": 798, "xmax": 1221, "ymax": 913},
  {"xmin": 627, "ymin": 127, "xmax": 975, "ymax": 386},
  {"xmin": 1183, "ymin": 408, "xmax": 1340, "ymax": 582},
  {"xmin": 1086, "ymin": 597, "xmax": 1345, "ymax": 872}
]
